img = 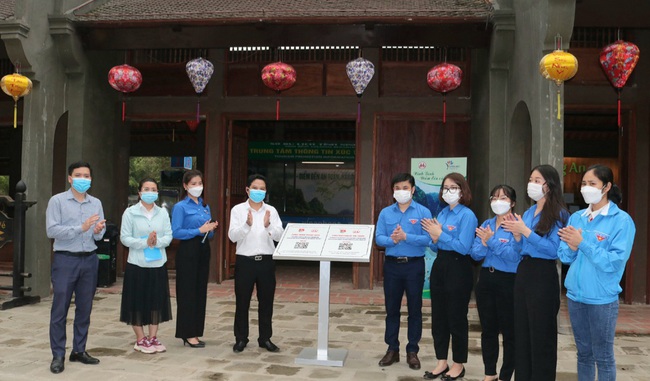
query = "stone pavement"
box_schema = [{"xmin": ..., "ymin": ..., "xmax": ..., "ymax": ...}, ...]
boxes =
[{"xmin": 1, "ymin": 265, "xmax": 650, "ymax": 380}]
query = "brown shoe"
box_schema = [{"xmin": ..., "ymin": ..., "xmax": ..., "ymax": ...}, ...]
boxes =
[
  {"xmin": 406, "ymin": 352, "xmax": 421, "ymax": 370},
  {"xmin": 378, "ymin": 350, "xmax": 399, "ymax": 366}
]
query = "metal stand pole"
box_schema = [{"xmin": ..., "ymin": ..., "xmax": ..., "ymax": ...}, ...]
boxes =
[{"xmin": 294, "ymin": 260, "xmax": 348, "ymax": 367}]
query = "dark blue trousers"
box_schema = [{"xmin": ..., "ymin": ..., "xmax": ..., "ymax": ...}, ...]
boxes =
[
  {"xmin": 50, "ymin": 253, "xmax": 98, "ymax": 357},
  {"xmin": 383, "ymin": 256, "xmax": 424, "ymax": 353}
]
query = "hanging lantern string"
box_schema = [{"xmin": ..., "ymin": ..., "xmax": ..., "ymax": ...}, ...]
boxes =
[
  {"xmin": 617, "ymin": 89, "xmax": 621, "ymax": 128},
  {"xmin": 196, "ymin": 95, "xmax": 200, "ymax": 123},
  {"xmin": 443, "ymin": 94, "xmax": 447, "ymax": 124},
  {"xmin": 276, "ymin": 92, "xmax": 280, "ymax": 121}
]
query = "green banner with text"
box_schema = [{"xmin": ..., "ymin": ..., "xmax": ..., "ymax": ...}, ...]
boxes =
[{"xmin": 248, "ymin": 141, "xmax": 355, "ymax": 161}]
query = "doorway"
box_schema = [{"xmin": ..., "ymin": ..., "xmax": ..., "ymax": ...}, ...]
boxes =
[{"xmin": 224, "ymin": 119, "xmax": 356, "ymax": 281}]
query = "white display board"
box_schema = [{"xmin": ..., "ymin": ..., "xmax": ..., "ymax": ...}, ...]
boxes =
[{"xmin": 273, "ymin": 223, "xmax": 374, "ymax": 263}]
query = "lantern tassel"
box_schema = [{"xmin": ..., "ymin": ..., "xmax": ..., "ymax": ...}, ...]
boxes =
[
  {"xmin": 13, "ymin": 101, "xmax": 17, "ymax": 129},
  {"xmin": 122, "ymin": 98, "xmax": 126, "ymax": 122},
  {"xmin": 443, "ymin": 94, "xmax": 447, "ymax": 124},
  {"xmin": 357, "ymin": 100, "xmax": 361, "ymax": 125},
  {"xmin": 557, "ymin": 89, "xmax": 561, "ymax": 120},
  {"xmin": 196, "ymin": 98, "xmax": 200, "ymax": 123},
  {"xmin": 276, "ymin": 97, "xmax": 280, "ymax": 121},
  {"xmin": 617, "ymin": 89, "xmax": 621, "ymax": 129}
]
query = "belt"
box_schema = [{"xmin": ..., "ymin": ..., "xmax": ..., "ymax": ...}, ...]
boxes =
[
  {"xmin": 385, "ymin": 256, "xmax": 423, "ymax": 263},
  {"xmin": 240, "ymin": 254, "xmax": 273, "ymax": 262},
  {"xmin": 481, "ymin": 266, "xmax": 515, "ymax": 275},
  {"xmin": 55, "ymin": 251, "xmax": 96, "ymax": 257}
]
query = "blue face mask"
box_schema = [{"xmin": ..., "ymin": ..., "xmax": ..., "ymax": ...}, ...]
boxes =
[
  {"xmin": 140, "ymin": 192, "xmax": 158, "ymax": 204},
  {"xmin": 71, "ymin": 178, "xmax": 91, "ymax": 193},
  {"xmin": 249, "ymin": 189, "xmax": 266, "ymax": 203}
]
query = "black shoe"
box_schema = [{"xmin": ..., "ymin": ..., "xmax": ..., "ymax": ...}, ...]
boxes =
[
  {"xmin": 258, "ymin": 339, "xmax": 280, "ymax": 352},
  {"xmin": 423, "ymin": 366, "xmax": 449, "ymax": 379},
  {"xmin": 407, "ymin": 352, "xmax": 421, "ymax": 370},
  {"xmin": 69, "ymin": 351, "xmax": 99, "ymax": 365},
  {"xmin": 181, "ymin": 338, "xmax": 205, "ymax": 348},
  {"xmin": 233, "ymin": 340, "xmax": 247, "ymax": 353},
  {"xmin": 50, "ymin": 357, "xmax": 64, "ymax": 374},
  {"xmin": 441, "ymin": 366, "xmax": 465, "ymax": 380},
  {"xmin": 378, "ymin": 350, "xmax": 399, "ymax": 367}
]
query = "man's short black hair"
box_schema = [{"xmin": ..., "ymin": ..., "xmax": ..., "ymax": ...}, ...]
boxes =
[
  {"xmin": 247, "ymin": 174, "xmax": 267, "ymax": 188},
  {"xmin": 390, "ymin": 173, "xmax": 415, "ymax": 188},
  {"xmin": 68, "ymin": 161, "xmax": 92, "ymax": 176}
]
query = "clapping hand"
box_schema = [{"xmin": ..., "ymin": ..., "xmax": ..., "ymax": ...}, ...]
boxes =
[
  {"xmin": 476, "ymin": 224, "xmax": 494, "ymax": 246},
  {"xmin": 421, "ymin": 217, "xmax": 442, "ymax": 242},
  {"xmin": 264, "ymin": 210, "xmax": 271, "ymax": 228},
  {"xmin": 558, "ymin": 226, "xmax": 583, "ymax": 251},
  {"xmin": 246, "ymin": 210, "xmax": 254, "ymax": 226},
  {"xmin": 501, "ymin": 213, "xmax": 527, "ymax": 241},
  {"xmin": 390, "ymin": 225, "xmax": 406, "ymax": 244}
]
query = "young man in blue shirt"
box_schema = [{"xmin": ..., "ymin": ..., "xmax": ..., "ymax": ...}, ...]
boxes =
[
  {"xmin": 375, "ymin": 172, "xmax": 432, "ymax": 370},
  {"xmin": 46, "ymin": 162, "xmax": 106, "ymax": 374}
]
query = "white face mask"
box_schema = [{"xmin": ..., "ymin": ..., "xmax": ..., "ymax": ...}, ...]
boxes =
[
  {"xmin": 490, "ymin": 200, "xmax": 511, "ymax": 216},
  {"xmin": 581, "ymin": 185, "xmax": 605, "ymax": 205},
  {"xmin": 527, "ymin": 182, "xmax": 545, "ymax": 201},
  {"xmin": 442, "ymin": 192, "xmax": 461, "ymax": 206},
  {"xmin": 393, "ymin": 190, "xmax": 412, "ymax": 204},
  {"xmin": 187, "ymin": 186, "xmax": 203, "ymax": 198}
]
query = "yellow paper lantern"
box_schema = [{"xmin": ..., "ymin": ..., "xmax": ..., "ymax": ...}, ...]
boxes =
[
  {"xmin": 1, "ymin": 73, "xmax": 33, "ymax": 128},
  {"xmin": 539, "ymin": 50, "xmax": 578, "ymax": 119}
]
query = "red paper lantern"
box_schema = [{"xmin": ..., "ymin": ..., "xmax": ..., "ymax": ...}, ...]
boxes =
[
  {"xmin": 427, "ymin": 63, "xmax": 463, "ymax": 124},
  {"xmin": 261, "ymin": 62, "xmax": 296, "ymax": 120},
  {"xmin": 599, "ymin": 40, "xmax": 640, "ymax": 128},
  {"xmin": 108, "ymin": 64, "xmax": 142, "ymax": 121}
]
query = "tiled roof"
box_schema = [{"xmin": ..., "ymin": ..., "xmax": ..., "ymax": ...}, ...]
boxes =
[
  {"xmin": 73, "ymin": 0, "xmax": 493, "ymax": 23},
  {"xmin": 0, "ymin": 0, "xmax": 15, "ymax": 21}
]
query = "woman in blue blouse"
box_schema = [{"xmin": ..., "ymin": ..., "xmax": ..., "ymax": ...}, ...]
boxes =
[
  {"xmin": 422, "ymin": 172, "xmax": 477, "ymax": 380},
  {"xmin": 470, "ymin": 185, "xmax": 520, "ymax": 381},
  {"xmin": 172, "ymin": 170, "xmax": 218, "ymax": 348},
  {"xmin": 501, "ymin": 164, "xmax": 568, "ymax": 381},
  {"xmin": 558, "ymin": 164, "xmax": 635, "ymax": 381},
  {"xmin": 120, "ymin": 178, "xmax": 173, "ymax": 354}
]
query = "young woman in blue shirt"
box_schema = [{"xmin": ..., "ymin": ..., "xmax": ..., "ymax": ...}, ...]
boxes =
[
  {"xmin": 470, "ymin": 185, "xmax": 520, "ymax": 381},
  {"xmin": 171, "ymin": 170, "xmax": 218, "ymax": 348},
  {"xmin": 501, "ymin": 164, "xmax": 568, "ymax": 381},
  {"xmin": 120, "ymin": 178, "xmax": 173, "ymax": 354},
  {"xmin": 422, "ymin": 172, "xmax": 478, "ymax": 380},
  {"xmin": 558, "ymin": 164, "xmax": 636, "ymax": 381}
]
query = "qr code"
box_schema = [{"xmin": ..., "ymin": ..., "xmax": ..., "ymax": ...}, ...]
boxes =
[
  {"xmin": 338, "ymin": 242, "xmax": 352, "ymax": 250},
  {"xmin": 294, "ymin": 241, "xmax": 309, "ymax": 249}
]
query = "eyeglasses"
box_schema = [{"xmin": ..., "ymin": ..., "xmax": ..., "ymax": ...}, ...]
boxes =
[
  {"xmin": 442, "ymin": 186, "xmax": 460, "ymax": 194},
  {"xmin": 490, "ymin": 196, "xmax": 510, "ymax": 201}
]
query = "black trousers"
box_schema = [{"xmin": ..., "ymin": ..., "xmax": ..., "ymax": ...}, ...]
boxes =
[
  {"xmin": 430, "ymin": 250, "xmax": 473, "ymax": 363},
  {"xmin": 476, "ymin": 267, "xmax": 516, "ymax": 381},
  {"xmin": 234, "ymin": 254, "xmax": 276, "ymax": 343},
  {"xmin": 514, "ymin": 257, "xmax": 560, "ymax": 381},
  {"xmin": 175, "ymin": 237, "xmax": 210, "ymax": 339}
]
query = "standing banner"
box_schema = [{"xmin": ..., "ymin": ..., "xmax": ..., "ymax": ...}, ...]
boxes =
[{"xmin": 411, "ymin": 157, "xmax": 467, "ymax": 298}]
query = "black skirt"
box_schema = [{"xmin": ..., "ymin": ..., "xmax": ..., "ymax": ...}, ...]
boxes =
[{"xmin": 120, "ymin": 262, "xmax": 172, "ymax": 326}]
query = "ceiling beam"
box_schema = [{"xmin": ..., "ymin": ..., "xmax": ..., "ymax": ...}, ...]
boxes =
[{"xmin": 78, "ymin": 23, "xmax": 491, "ymax": 50}]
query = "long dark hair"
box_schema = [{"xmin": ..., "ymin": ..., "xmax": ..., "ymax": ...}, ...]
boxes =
[
  {"xmin": 586, "ymin": 164, "xmax": 623, "ymax": 204},
  {"xmin": 532, "ymin": 164, "xmax": 568, "ymax": 236},
  {"xmin": 181, "ymin": 169, "xmax": 206, "ymax": 206}
]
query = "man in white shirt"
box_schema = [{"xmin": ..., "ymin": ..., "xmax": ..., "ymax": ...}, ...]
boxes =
[{"xmin": 228, "ymin": 174, "xmax": 284, "ymax": 353}]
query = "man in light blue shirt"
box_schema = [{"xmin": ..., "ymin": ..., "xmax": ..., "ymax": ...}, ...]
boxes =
[
  {"xmin": 375, "ymin": 172, "xmax": 432, "ymax": 371},
  {"xmin": 45, "ymin": 162, "xmax": 105, "ymax": 374}
]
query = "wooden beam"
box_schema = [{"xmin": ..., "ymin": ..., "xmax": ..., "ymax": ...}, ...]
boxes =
[{"xmin": 78, "ymin": 23, "xmax": 491, "ymax": 50}]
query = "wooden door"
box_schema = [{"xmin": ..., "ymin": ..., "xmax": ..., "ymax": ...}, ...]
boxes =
[{"xmin": 225, "ymin": 121, "xmax": 249, "ymax": 279}]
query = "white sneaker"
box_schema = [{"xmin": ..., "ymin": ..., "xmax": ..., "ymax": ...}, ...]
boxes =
[
  {"xmin": 134, "ymin": 337, "xmax": 156, "ymax": 354},
  {"xmin": 149, "ymin": 336, "xmax": 167, "ymax": 353}
]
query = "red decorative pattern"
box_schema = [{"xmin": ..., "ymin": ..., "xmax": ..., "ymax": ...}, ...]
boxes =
[{"xmin": 108, "ymin": 64, "xmax": 142, "ymax": 93}]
